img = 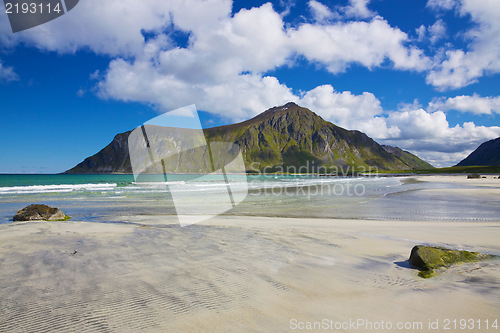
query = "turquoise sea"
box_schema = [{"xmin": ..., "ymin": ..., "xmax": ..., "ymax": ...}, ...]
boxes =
[{"xmin": 1, "ymin": 174, "xmax": 500, "ymax": 224}]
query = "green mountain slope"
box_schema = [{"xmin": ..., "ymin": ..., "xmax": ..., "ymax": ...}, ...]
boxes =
[
  {"xmin": 382, "ymin": 145, "xmax": 434, "ymax": 170},
  {"xmin": 456, "ymin": 137, "xmax": 500, "ymax": 166},
  {"xmin": 65, "ymin": 102, "xmax": 429, "ymax": 174}
]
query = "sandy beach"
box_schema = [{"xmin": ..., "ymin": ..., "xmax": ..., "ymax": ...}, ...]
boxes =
[
  {"xmin": 0, "ymin": 175, "xmax": 499, "ymax": 332},
  {"xmin": 417, "ymin": 174, "xmax": 500, "ymax": 188}
]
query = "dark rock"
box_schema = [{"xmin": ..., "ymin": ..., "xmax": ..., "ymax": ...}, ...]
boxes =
[
  {"xmin": 13, "ymin": 204, "xmax": 69, "ymax": 222},
  {"xmin": 467, "ymin": 173, "xmax": 481, "ymax": 179},
  {"xmin": 409, "ymin": 245, "xmax": 494, "ymax": 278},
  {"xmin": 456, "ymin": 137, "xmax": 500, "ymax": 167}
]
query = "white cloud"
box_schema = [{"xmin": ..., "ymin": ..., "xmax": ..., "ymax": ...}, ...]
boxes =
[
  {"xmin": 0, "ymin": 0, "xmax": 497, "ymax": 99},
  {"xmin": 308, "ymin": 0, "xmax": 337, "ymax": 22},
  {"xmin": 298, "ymin": 85, "xmax": 401, "ymax": 138},
  {"xmin": 308, "ymin": 0, "xmax": 374, "ymax": 22},
  {"xmin": 428, "ymin": 20, "xmax": 446, "ymax": 44},
  {"xmin": 195, "ymin": 3, "xmax": 290, "ymax": 75},
  {"xmin": 342, "ymin": 0, "xmax": 376, "ymax": 19},
  {"xmin": 426, "ymin": 0, "xmax": 457, "ymax": 11},
  {"xmin": 387, "ymin": 109, "xmax": 452, "ymax": 141},
  {"xmin": 426, "ymin": 0, "xmax": 500, "ymax": 90},
  {"xmin": 98, "ymin": 56, "xmax": 296, "ymax": 119},
  {"xmin": 414, "ymin": 20, "xmax": 446, "ymax": 44},
  {"xmin": 88, "ymin": 1, "xmax": 496, "ymax": 166},
  {"xmin": 89, "ymin": 70, "xmax": 100, "ymax": 80},
  {"xmin": 1, "ymin": 0, "xmax": 428, "ymax": 76},
  {"xmin": 0, "ymin": 0, "xmax": 231, "ymax": 56},
  {"xmin": 94, "ymin": 2, "xmax": 430, "ymax": 118},
  {"xmin": 429, "ymin": 94, "xmax": 500, "ymax": 115},
  {"xmin": 289, "ymin": 18, "xmax": 430, "ymax": 73},
  {"xmin": 290, "ymin": 86, "xmax": 500, "ymax": 166},
  {"xmin": 2, "ymin": 0, "xmax": 498, "ymax": 167},
  {"xmin": 416, "ymin": 25, "xmax": 426, "ymax": 42},
  {"xmin": 301, "ymin": 92, "xmax": 500, "ymax": 165},
  {"xmin": 377, "ymin": 108, "xmax": 500, "ymax": 165},
  {"xmin": 398, "ymin": 99, "xmax": 423, "ymax": 112},
  {"xmin": 404, "ymin": 151, "xmax": 468, "ymax": 168},
  {"xmin": 0, "ymin": 61, "xmax": 19, "ymax": 82}
]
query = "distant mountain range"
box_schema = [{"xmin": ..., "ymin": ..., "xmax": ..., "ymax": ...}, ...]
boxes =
[
  {"xmin": 65, "ymin": 102, "xmax": 433, "ymax": 174},
  {"xmin": 381, "ymin": 145, "xmax": 434, "ymax": 170},
  {"xmin": 456, "ymin": 137, "xmax": 500, "ymax": 167}
]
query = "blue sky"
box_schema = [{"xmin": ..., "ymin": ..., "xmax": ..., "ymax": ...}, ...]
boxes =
[{"xmin": 1, "ymin": 0, "xmax": 500, "ymax": 173}]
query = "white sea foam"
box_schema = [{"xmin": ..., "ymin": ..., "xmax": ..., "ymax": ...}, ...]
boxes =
[
  {"xmin": 0, "ymin": 183, "xmax": 117, "ymax": 194},
  {"xmin": 132, "ymin": 181, "xmax": 185, "ymax": 186}
]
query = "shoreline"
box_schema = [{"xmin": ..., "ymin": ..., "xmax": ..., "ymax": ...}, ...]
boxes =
[
  {"xmin": 417, "ymin": 174, "xmax": 500, "ymax": 185},
  {"xmin": 1, "ymin": 215, "xmax": 499, "ymax": 332},
  {"xmin": 0, "ymin": 174, "xmax": 499, "ymax": 332}
]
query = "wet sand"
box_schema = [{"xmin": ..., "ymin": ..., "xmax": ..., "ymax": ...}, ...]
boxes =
[
  {"xmin": 0, "ymin": 214, "xmax": 499, "ymax": 332},
  {"xmin": 416, "ymin": 174, "xmax": 500, "ymax": 187}
]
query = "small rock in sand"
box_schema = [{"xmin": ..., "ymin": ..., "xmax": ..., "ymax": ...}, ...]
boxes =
[{"xmin": 13, "ymin": 204, "xmax": 69, "ymax": 222}]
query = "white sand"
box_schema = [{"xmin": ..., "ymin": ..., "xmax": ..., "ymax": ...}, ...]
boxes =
[
  {"xmin": 416, "ymin": 175, "xmax": 500, "ymax": 200},
  {"xmin": 0, "ymin": 175, "xmax": 499, "ymax": 332},
  {"xmin": 417, "ymin": 174, "xmax": 500, "ymax": 187},
  {"xmin": 0, "ymin": 216, "xmax": 499, "ymax": 332}
]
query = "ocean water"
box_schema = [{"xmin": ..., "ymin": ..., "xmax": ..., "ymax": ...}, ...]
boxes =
[{"xmin": 1, "ymin": 174, "xmax": 500, "ymax": 224}]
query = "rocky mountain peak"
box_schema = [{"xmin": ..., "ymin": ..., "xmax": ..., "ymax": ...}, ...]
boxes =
[{"xmin": 65, "ymin": 103, "xmax": 433, "ymax": 174}]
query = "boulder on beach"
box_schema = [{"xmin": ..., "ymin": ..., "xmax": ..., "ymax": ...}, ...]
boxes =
[
  {"xmin": 13, "ymin": 204, "xmax": 70, "ymax": 222},
  {"xmin": 409, "ymin": 245, "xmax": 494, "ymax": 278},
  {"xmin": 467, "ymin": 173, "xmax": 481, "ymax": 179}
]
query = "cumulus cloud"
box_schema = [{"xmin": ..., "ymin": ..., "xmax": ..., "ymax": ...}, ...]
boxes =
[
  {"xmin": 289, "ymin": 18, "xmax": 430, "ymax": 73},
  {"xmin": 404, "ymin": 151, "xmax": 469, "ymax": 168},
  {"xmin": 2, "ymin": 0, "xmax": 498, "ymax": 166},
  {"xmin": 428, "ymin": 20, "xmax": 447, "ymax": 44},
  {"xmin": 301, "ymin": 91, "xmax": 500, "ymax": 166},
  {"xmin": 429, "ymin": 94, "xmax": 500, "ymax": 115},
  {"xmin": 0, "ymin": 0, "xmax": 429, "ymax": 75},
  {"xmin": 94, "ymin": 2, "xmax": 430, "ymax": 118},
  {"xmin": 426, "ymin": 0, "xmax": 500, "ymax": 90},
  {"xmin": 0, "ymin": 61, "xmax": 19, "ymax": 82},
  {"xmin": 89, "ymin": 1, "xmax": 496, "ymax": 166},
  {"xmin": 375, "ymin": 106, "xmax": 500, "ymax": 166},
  {"xmin": 98, "ymin": 53, "xmax": 296, "ymax": 120},
  {"xmin": 415, "ymin": 20, "xmax": 446, "ymax": 44},
  {"xmin": 292, "ymin": 87, "xmax": 500, "ymax": 166},
  {"xmin": 342, "ymin": 0, "xmax": 376, "ymax": 19},
  {"xmin": 426, "ymin": 0, "xmax": 457, "ymax": 11},
  {"xmin": 0, "ymin": 0, "xmax": 231, "ymax": 56},
  {"xmin": 298, "ymin": 85, "xmax": 400, "ymax": 138},
  {"xmin": 416, "ymin": 25, "xmax": 426, "ymax": 42},
  {"xmin": 1, "ymin": 0, "xmax": 497, "ymax": 94},
  {"xmin": 308, "ymin": 0, "xmax": 375, "ymax": 22},
  {"xmin": 308, "ymin": 0, "xmax": 337, "ymax": 22}
]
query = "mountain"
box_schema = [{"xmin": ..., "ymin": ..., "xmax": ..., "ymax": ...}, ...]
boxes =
[
  {"xmin": 65, "ymin": 102, "xmax": 430, "ymax": 174},
  {"xmin": 456, "ymin": 137, "xmax": 500, "ymax": 167},
  {"xmin": 67, "ymin": 130, "xmax": 132, "ymax": 173},
  {"xmin": 382, "ymin": 145, "xmax": 434, "ymax": 170}
]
